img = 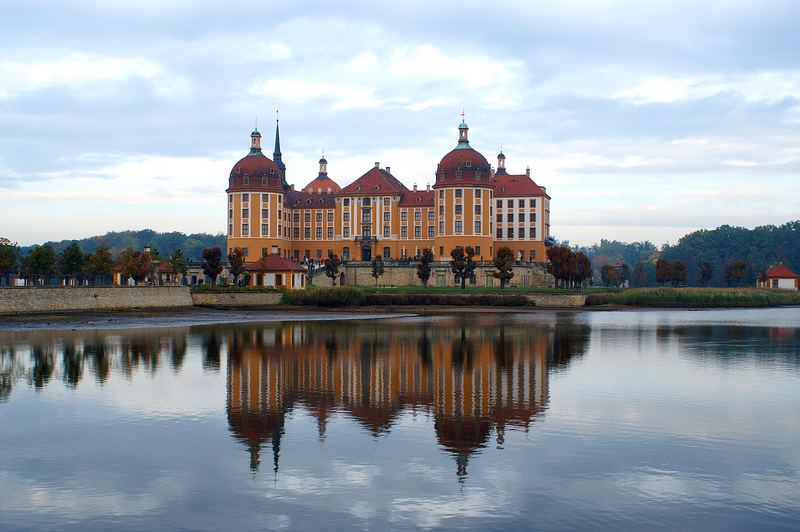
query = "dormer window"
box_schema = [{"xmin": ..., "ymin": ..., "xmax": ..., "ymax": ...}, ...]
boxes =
[
  {"xmin": 236, "ymin": 167, "xmax": 241, "ymax": 175},
  {"xmin": 356, "ymin": 185, "xmax": 362, "ymax": 191},
  {"xmin": 475, "ymin": 171, "xmax": 481, "ymax": 180},
  {"xmin": 455, "ymin": 170, "xmax": 463, "ymax": 180},
  {"xmin": 262, "ymin": 177, "xmax": 267, "ymax": 185},
  {"xmin": 269, "ymin": 168, "xmax": 275, "ymax": 175},
  {"xmin": 243, "ymin": 176, "xmax": 249, "ymax": 185},
  {"xmin": 374, "ymin": 185, "xmax": 380, "ymax": 191},
  {"xmin": 465, "ymin": 161, "xmax": 472, "ymax": 168}
]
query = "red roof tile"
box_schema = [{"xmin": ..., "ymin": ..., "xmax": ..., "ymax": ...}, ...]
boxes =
[
  {"xmin": 227, "ymin": 154, "xmax": 283, "ymax": 192},
  {"xmin": 494, "ymin": 173, "xmax": 549, "ymax": 198},
  {"xmin": 765, "ymin": 263, "xmax": 798, "ymax": 278},
  {"xmin": 286, "ymin": 189, "xmax": 337, "ymax": 209},
  {"xmin": 398, "ymin": 190, "xmax": 435, "ymax": 206},
  {"xmin": 301, "ymin": 173, "xmax": 341, "ymax": 194},
  {"xmin": 245, "ymin": 254, "xmax": 306, "ymax": 272},
  {"xmin": 337, "ymin": 166, "xmax": 407, "ymax": 196}
]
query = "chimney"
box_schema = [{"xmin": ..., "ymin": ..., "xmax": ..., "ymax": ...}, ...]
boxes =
[
  {"xmin": 374, "ymin": 162, "xmax": 380, "ymax": 168},
  {"xmin": 426, "ymin": 184, "xmax": 430, "ymax": 191},
  {"xmin": 413, "ymin": 184, "xmax": 417, "ymax": 191},
  {"xmin": 526, "ymin": 166, "xmax": 530, "ymax": 177},
  {"xmin": 386, "ymin": 166, "xmax": 391, "ymax": 174}
]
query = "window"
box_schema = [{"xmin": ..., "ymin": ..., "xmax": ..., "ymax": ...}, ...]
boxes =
[
  {"xmin": 384, "ymin": 211, "xmax": 390, "ymax": 221},
  {"xmin": 316, "ymin": 227, "xmax": 322, "ymax": 239},
  {"xmin": 455, "ymin": 220, "xmax": 463, "ymax": 234},
  {"xmin": 293, "ymin": 228, "xmax": 299, "ymax": 239},
  {"xmin": 507, "ymin": 228, "xmax": 514, "ymax": 239},
  {"xmin": 439, "ymin": 221, "xmax": 444, "ymax": 234},
  {"xmin": 275, "ymin": 274, "xmax": 283, "ymax": 287},
  {"xmin": 475, "ymin": 171, "xmax": 481, "ymax": 180},
  {"xmin": 229, "ymin": 195, "xmax": 233, "ymax": 204},
  {"xmin": 415, "ymin": 211, "xmax": 421, "ymax": 221},
  {"xmin": 401, "ymin": 227, "xmax": 408, "ymax": 238},
  {"xmin": 328, "ymin": 212, "xmax": 334, "ymax": 223},
  {"xmin": 438, "ymin": 190, "xmax": 444, "ymax": 198},
  {"xmin": 415, "ymin": 226, "xmax": 421, "ymax": 238},
  {"xmin": 496, "ymin": 229, "xmax": 502, "ymax": 239},
  {"xmin": 519, "ymin": 213, "xmax": 525, "ymax": 223},
  {"xmin": 497, "ymin": 213, "xmax": 503, "ymax": 223},
  {"xmin": 243, "ymin": 176, "xmax": 249, "ymax": 185},
  {"xmin": 229, "ymin": 224, "xmax": 233, "ymax": 235},
  {"xmin": 293, "ymin": 212, "xmax": 299, "ymax": 223},
  {"xmin": 260, "ymin": 208, "xmax": 267, "ymax": 219},
  {"xmin": 428, "ymin": 226, "xmax": 434, "ymax": 238},
  {"xmin": 343, "ymin": 212, "xmax": 350, "ymax": 222},
  {"xmin": 474, "ymin": 221, "xmax": 481, "ymax": 234},
  {"xmin": 455, "ymin": 170, "xmax": 463, "ymax": 179},
  {"xmin": 243, "ymin": 193, "xmax": 249, "ymax": 202},
  {"xmin": 428, "ymin": 210, "xmax": 434, "ymax": 220},
  {"xmin": 304, "ymin": 228, "xmax": 310, "ymax": 239},
  {"xmin": 362, "ymin": 197, "xmax": 371, "ymax": 206},
  {"xmin": 384, "ymin": 226, "xmax": 390, "ymax": 237},
  {"xmin": 262, "ymin": 247, "xmax": 268, "ymax": 257},
  {"xmin": 518, "ymin": 199, "xmax": 525, "ymax": 208},
  {"xmin": 327, "ymin": 227, "xmax": 333, "ymax": 239},
  {"xmin": 316, "ymin": 212, "xmax": 322, "ymax": 223},
  {"xmin": 531, "ymin": 227, "xmax": 536, "ymax": 239},
  {"xmin": 530, "ymin": 250, "xmax": 536, "ymax": 261},
  {"xmin": 344, "ymin": 198, "xmax": 350, "ymax": 207},
  {"xmin": 261, "ymin": 224, "xmax": 267, "ymax": 236},
  {"xmin": 401, "ymin": 211, "xmax": 408, "ymax": 221},
  {"xmin": 242, "ymin": 248, "xmax": 249, "ymax": 257},
  {"xmin": 531, "ymin": 199, "xmax": 537, "ymax": 208},
  {"xmin": 455, "ymin": 189, "xmax": 462, "ymax": 198},
  {"xmin": 519, "ymin": 228, "xmax": 525, "ymax": 239},
  {"xmin": 343, "ymin": 227, "xmax": 350, "ymax": 238},
  {"xmin": 363, "ymin": 212, "xmax": 371, "ymax": 223},
  {"xmin": 475, "ymin": 246, "xmax": 481, "ymax": 256},
  {"xmin": 277, "ymin": 195, "xmax": 282, "ymax": 204},
  {"xmin": 496, "ymin": 199, "xmax": 502, "ymax": 208},
  {"xmin": 242, "ymin": 208, "xmax": 249, "ymax": 218},
  {"xmin": 343, "ymin": 247, "xmax": 350, "ymax": 261},
  {"xmin": 438, "ymin": 205, "xmax": 444, "ymax": 216},
  {"xmin": 475, "ymin": 204, "xmax": 481, "ymax": 215},
  {"xmin": 242, "ymin": 224, "xmax": 249, "ymax": 236},
  {"xmin": 229, "ymin": 209, "xmax": 233, "ymax": 220},
  {"xmin": 262, "ymin": 177, "xmax": 267, "ymax": 185},
  {"xmin": 455, "ymin": 204, "xmax": 462, "ymax": 215},
  {"xmin": 508, "ymin": 213, "xmax": 514, "ymax": 223},
  {"xmin": 305, "ymin": 213, "xmax": 311, "ymax": 223}
]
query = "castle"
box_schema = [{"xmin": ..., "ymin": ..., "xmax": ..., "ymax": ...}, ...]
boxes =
[{"xmin": 226, "ymin": 116, "xmax": 550, "ymax": 265}]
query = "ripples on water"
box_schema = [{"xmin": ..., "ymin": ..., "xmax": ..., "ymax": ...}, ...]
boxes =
[{"xmin": 0, "ymin": 308, "xmax": 798, "ymax": 530}]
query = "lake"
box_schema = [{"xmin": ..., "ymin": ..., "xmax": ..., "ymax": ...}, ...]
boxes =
[{"xmin": 1, "ymin": 308, "xmax": 799, "ymax": 530}]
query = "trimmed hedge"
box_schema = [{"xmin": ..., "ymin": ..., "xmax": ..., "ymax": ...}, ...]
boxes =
[
  {"xmin": 191, "ymin": 285, "xmax": 280, "ymax": 293},
  {"xmin": 585, "ymin": 288, "xmax": 800, "ymax": 308},
  {"xmin": 365, "ymin": 293, "xmax": 530, "ymax": 306},
  {"xmin": 281, "ymin": 286, "xmax": 365, "ymax": 307}
]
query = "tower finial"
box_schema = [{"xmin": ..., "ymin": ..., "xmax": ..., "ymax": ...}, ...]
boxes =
[
  {"xmin": 461, "ymin": 109, "xmax": 465, "ymax": 122},
  {"xmin": 255, "ymin": 116, "xmax": 258, "ymax": 131},
  {"xmin": 276, "ymin": 109, "xmax": 279, "ymax": 123}
]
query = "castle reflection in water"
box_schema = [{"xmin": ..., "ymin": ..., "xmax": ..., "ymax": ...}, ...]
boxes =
[{"xmin": 224, "ymin": 316, "xmax": 590, "ymax": 480}]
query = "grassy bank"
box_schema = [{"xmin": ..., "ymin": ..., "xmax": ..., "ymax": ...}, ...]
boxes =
[
  {"xmin": 282, "ymin": 286, "xmax": 531, "ymax": 307},
  {"xmin": 191, "ymin": 285, "xmax": 280, "ymax": 293},
  {"xmin": 358, "ymin": 285, "xmax": 617, "ymax": 294},
  {"xmin": 585, "ymin": 288, "xmax": 800, "ymax": 308}
]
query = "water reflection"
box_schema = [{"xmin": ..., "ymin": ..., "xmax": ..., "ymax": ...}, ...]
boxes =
[{"xmin": 224, "ymin": 317, "xmax": 588, "ymax": 482}]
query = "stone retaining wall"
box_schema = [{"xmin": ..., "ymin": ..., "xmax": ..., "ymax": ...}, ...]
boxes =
[
  {"xmin": 191, "ymin": 291, "xmax": 282, "ymax": 307},
  {"xmin": 0, "ymin": 287, "xmax": 193, "ymax": 315},
  {"xmin": 324, "ymin": 263, "xmax": 555, "ymax": 288}
]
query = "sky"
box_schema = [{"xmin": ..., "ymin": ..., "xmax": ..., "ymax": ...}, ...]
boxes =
[{"xmin": 1, "ymin": 0, "xmax": 799, "ymax": 247}]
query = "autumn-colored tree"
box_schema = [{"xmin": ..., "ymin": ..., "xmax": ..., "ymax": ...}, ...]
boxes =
[
  {"xmin": 724, "ymin": 260, "xmax": 749, "ymax": 287},
  {"xmin": 371, "ymin": 255, "xmax": 385, "ymax": 287},
  {"xmin": 227, "ymin": 248, "xmax": 246, "ymax": 285},
  {"xmin": 492, "ymin": 246, "xmax": 515, "ymax": 288},
  {"xmin": 547, "ymin": 246, "xmax": 574, "ymax": 288},
  {"xmin": 202, "ymin": 247, "xmax": 223, "ymax": 284},
  {"xmin": 600, "ymin": 264, "xmax": 618, "ymax": 286},
  {"xmin": 450, "ymin": 246, "xmax": 476, "ymax": 289},
  {"xmin": 670, "ymin": 261, "xmax": 687, "ymax": 287},
  {"xmin": 85, "ymin": 244, "xmax": 115, "ymax": 285},
  {"xmin": 324, "ymin": 251, "xmax": 341, "ymax": 285},
  {"xmin": 631, "ymin": 262, "xmax": 648, "ymax": 287},
  {"xmin": 416, "ymin": 248, "xmax": 433, "ymax": 288},
  {"xmin": 572, "ymin": 252, "xmax": 593, "ymax": 290},
  {"xmin": 656, "ymin": 259, "xmax": 672, "ymax": 286}
]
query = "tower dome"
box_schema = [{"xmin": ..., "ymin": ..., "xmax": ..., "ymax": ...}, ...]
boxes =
[
  {"xmin": 434, "ymin": 116, "xmax": 492, "ymax": 188},
  {"xmin": 227, "ymin": 128, "xmax": 283, "ymax": 192}
]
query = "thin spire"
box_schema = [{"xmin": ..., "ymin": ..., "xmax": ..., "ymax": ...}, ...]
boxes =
[
  {"xmin": 255, "ymin": 116, "xmax": 258, "ymax": 131},
  {"xmin": 273, "ymin": 111, "xmax": 286, "ymax": 182}
]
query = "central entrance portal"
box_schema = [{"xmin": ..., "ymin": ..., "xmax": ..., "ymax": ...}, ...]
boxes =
[{"xmin": 361, "ymin": 246, "xmax": 372, "ymax": 261}]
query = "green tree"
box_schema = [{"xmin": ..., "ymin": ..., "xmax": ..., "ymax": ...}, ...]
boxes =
[
  {"xmin": 169, "ymin": 249, "xmax": 188, "ymax": 282},
  {"xmin": 450, "ymin": 246, "xmax": 475, "ymax": 290},
  {"xmin": 416, "ymin": 248, "xmax": 433, "ymax": 288},
  {"xmin": 28, "ymin": 245, "xmax": 57, "ymax": 284},
  {"xmin": 573, "ymin": 252, "xmax": 593, "ymax": 290},
  {"xmin": 492, "ymin": 246, "xmax": 515, "ymax": 288},
  {"xmin": 0, "ymin": 238, "xmax": 19, "ymax": 284},
  {"xmin": 546, "ymin": 246, "xmax": 574, "ymax": 288},
  {"xmin": 324, "ymin": 251, "xmax": 341, "ymax": 285},
  {"xmin": 85, "ymin": 244, "xmax": 114, "ymax": 285},
  {"xmin": 58, "ymin": 243, "xmax": 85, "ymax": 283},
  {"xmin": 371, "ymin": 255, "xmax": 385, "ymax": 287},
  {"xmin": 656, "ymin": 259, "xmax": 672, "ymax": 286},
  {"xmin": 698, "ymin": 261, "xmax": 713, "ymax": 287},
  {"xmin": 202, "ymin": 247, "xmax": 223, "ymax": 284},
  {"xmin": 600, "ymin": 264, "xmax": 618, "ymax": 286},
  {"xmin": 724, "ymin": 260, "xmax": 749, "ymax": 287},
  {"xmin": 227, "ymin": 248, "xmax": 245, "ymax": 285}
]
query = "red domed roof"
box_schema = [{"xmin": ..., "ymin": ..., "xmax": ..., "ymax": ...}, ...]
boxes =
[
  {"xmin": 435, "ymin": 147, "xmax": 493, "ymax": 188},
  {"xmin": 227, "ymin": 154, "xmax": 284, "ymax": 192},
  {"xmin": 302, "ymin": 174, "xmax": 341, "ymax": 194}
]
